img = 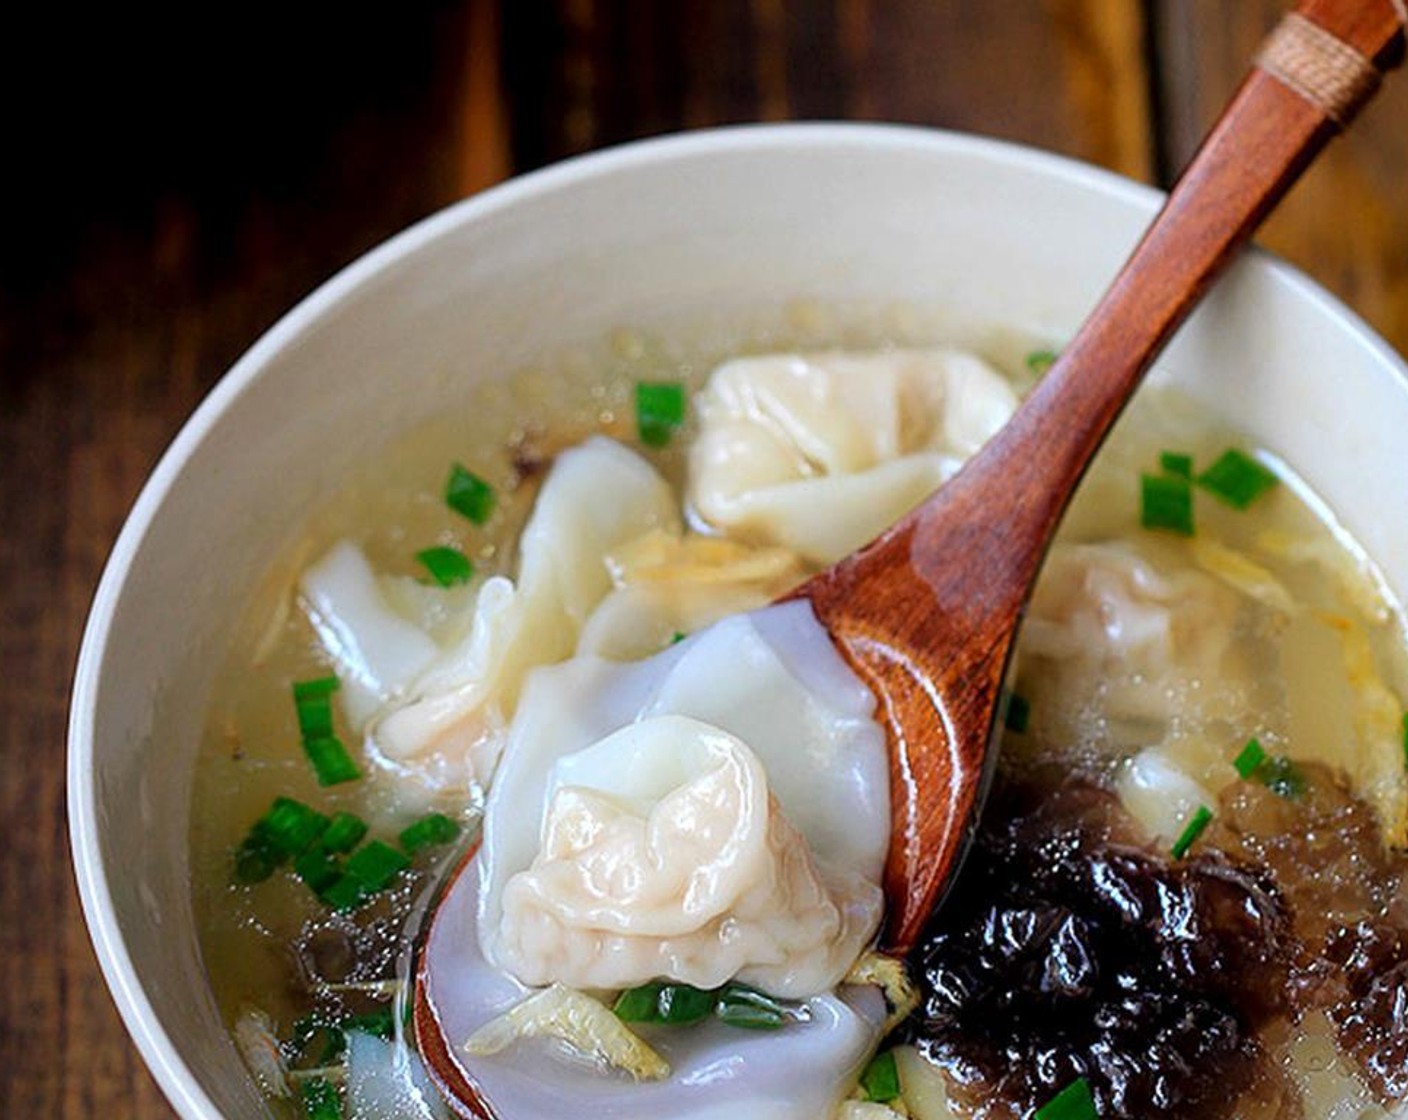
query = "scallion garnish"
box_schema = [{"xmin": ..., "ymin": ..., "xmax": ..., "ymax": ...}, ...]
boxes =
[
  {"xmin": 300, "ymin": 1077, "xmax": 342, "ymax": 1120},
  {"xmin": 233, "ymin": 840, "xmax": 279, "ymax": 885},
  {"xmin": 1258, "ymin": 755, "xmax": 1306, "ymax": 800},
  {"xmin": 445, "ymin": 463, "xmax": 496, "ymax": 525},
  {"xmin": 1159, "ymin": 451, "xmax": 1194, "ymax": 479},
  {"xmin": 1196, "ymin": 448, "xmax": 1279, "ymax": 509},
  {"xmin": 613, "ymin": 981, "xmax": 715, "ymax": 1024},
  {"xmin": 671, "ymin": 631, "xmax": 687, "ymax": 645},
  {"xmin": 302, "ymin": 735, "xmax": 361, "ymax": 787},
  {"xmin": 659, "ymin": 983, "xmax": 718, "ymax": 1024},
  {"xmin": 232, "ymin": 797, "xmax": 328, "ymax": 884},
  {"xmin": 320, "ymin": 874, "xmax": 368, "ymax": 912},
  {"xmin": 715, "ymin": 983, "xmax": 789, "ymax": 1030},
  {"xmin": 294, "ymin": 846, "xmax": 343, "ymax": 895},
  {"xmin": 343, "ymin": 840, "xmax": 410, "ymax": 894},
  {"xmin": 1004, "ymin": 692, "xmax": 1031, "ymax": 734},
  {"xmin": 290, "ymin": 1014, "xmax": 347, "ymax": 1066},
  {"xmin": 1171, "ymin": 805, "xmax": 1214, "ymax": 859},
  {"xmin": 1233, "ymin": 737, "xmax": 1267, "ymax": 779},
  {"xmin": 258, "ymin": 797, "xmax": 331, "ymax": 857},
  {"xmin": 398, "ymin": 812, "xmax": 461, "ymax": 857},
  {"xmin": 293, "ymin": 676, "xmax": 340, "ymax": 703},
  {"xmin": 635, "ymin": 381, "xmax": 687, "ymax": 447},
  {"xmin": 342, "ymin": 1008, "xmax": 397, "ymax": 1039},
  {"xmin": 321, "ymin": 811, "xmax": 369, "ymax": 854},
  {"xmin": 1035, "ymin": 1076, "xmax": 1098, "ymax": 1120},
  {"xmin": 291, "ymin": 676, "xmax": 360, "ymax": 786},
  {"xmin": 1232, "ymin": 738, "xmax": 1305, "ymax": 799},
  {"xmin": 614, "ymin": 980, "xmax": 795, "ymax": 1029},
  {"xmin": 416, "ymin": 545, "xmax": 474, "ymax": 588},
  {"xmin": 1140, "ymin": 472, "xmax": 1194, "ymax": 536},
  {"xmin": 860, "ymin": 1049, "xmax": 901, "ymax": 1102},
  {"xmin": 1026, "ymin": 349, "xmax": 1059, "ymax": 376},
  {"xmin": 295, "ymin": 695, "xmax": 335, "ymax": 740},
  {"xmin": 613, "ymin": 982, "xmax": 665, "ymax": 1022}
]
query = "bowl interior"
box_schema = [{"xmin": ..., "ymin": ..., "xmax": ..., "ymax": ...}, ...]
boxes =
[{"xmin": 69, "ymin": 124, "xmax": 1408, "ymax": 1118}]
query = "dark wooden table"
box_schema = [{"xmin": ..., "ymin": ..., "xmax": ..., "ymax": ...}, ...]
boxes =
[{"xmin": 3, "ymin": 2, "xmax": 1405, "ymax": 1115}]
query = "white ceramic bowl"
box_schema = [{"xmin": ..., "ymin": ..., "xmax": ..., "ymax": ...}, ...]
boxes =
[{"xmin": 69, "ymin": 123, "xmax": 1408, "ymax": 1118}]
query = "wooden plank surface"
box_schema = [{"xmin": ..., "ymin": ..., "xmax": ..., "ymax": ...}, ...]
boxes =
[{"xmin": 1, "ymin": 2, "xmax": 1403, "ymax": 1117}]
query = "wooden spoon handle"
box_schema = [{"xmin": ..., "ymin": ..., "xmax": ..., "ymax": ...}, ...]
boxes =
[{"xmin": 943, "ymin": 0, "xmax": 1406, "ymax": 604}]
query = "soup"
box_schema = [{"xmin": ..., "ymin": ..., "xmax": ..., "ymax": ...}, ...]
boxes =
[{"xmin": 190, "ymin": 321, "xmax": 1408, "ymax": 1120}]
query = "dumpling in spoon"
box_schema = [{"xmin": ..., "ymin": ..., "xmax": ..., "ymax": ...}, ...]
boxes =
[{"xmin": 417, "ymin": 602, "xmax": 892, "ymax": 1120}]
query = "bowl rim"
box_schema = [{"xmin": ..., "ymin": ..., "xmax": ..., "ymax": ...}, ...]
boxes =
[{"xmin": 65, "ymin": 119, "xmax": 1408, "ymax": 1119}]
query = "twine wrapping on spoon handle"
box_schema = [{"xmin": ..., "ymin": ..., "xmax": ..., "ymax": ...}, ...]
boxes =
[{"xmin": 1256, "ymin": 9, "xmax": 1397, "ymax": 124}]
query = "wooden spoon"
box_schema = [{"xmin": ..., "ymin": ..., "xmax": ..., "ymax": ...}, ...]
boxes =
[{"xmin": 794, "ymin": 0, "xmax": 1406, "ymax": 957}]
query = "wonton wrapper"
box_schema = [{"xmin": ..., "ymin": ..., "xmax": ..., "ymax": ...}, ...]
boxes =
[
  {"xmin": 578, "ymin": 529, "xmax": 803, "ymax": 660},
  {"xmin": 1016, "ymin": 539, "xmax": 1244, "ymax": 754},
  {"xmin": 480, "ymin": 603, "xmax": 889, "ymax": 1000},
  {"xmin": 688, "ymin": 348, "xmax": 1018, "ymax": 564},
  {"xmin": 302, "ymin": 438, "xmax": 679, "ymax": 790},
  {"xmin": 374, "ymin": 437, "xmax": 678, "ymax": 770},
  {"xmin": 494, "ymin": 715, "xmax": 882, "ymax": 997}
]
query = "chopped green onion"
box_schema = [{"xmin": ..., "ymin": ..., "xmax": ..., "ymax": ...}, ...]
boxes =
[
  {"xmin": 1258, "ymin": 755, "xmax": 1306, "ymax": 800},
  {"xmin": 613, "ymin": 982, "xmax": 665, "ymax": 1022},
  {"xmin": 1140, "ymin": 472, "xmax": 1194, "ymax": 536},
  {"xmin": 1004, "ymin": 692, "xmax": 1031, "ymax": 734},
  {"xmin": 1025, "ymin": 349, "xmax": 1059, "ymax": 376},
  {"xmin": 445, "ymin": 463, "xmax": 496, "ymax": 524},
  {"xmin": 1233, "ymin": 737, "xmax": 1267, "ymax": 779},
  {"xmin": 615, "ymin": 981, "xmax": 795, "ymax": 1030},
  {"xmin": 671, "ymin": 631, "xmax": 687, "ymax": 645},
  {"xmin": 1036, "ymin": 1076, "xmax": 1098, "ymax": 1120},
  {"xmin": 319, "ymin": 874, "xmax": 368, "ymax": 912},
  {"xmin": 296, "ymin": 695, "xmax": 335, "ymax": 740},
  {"xmin": 635, "ymin": 381, "xmax": 687, "ymax": 447},
  {"xmin": 613, "ymin": 982, "xmax": 717, "ymax": 1024},
  {"xmin": 416, "ymin": 546, "xmax": 474, "ymax": 588},
  {"xmin": 321, "ymin": 812, "xmax": 369, "ymax": 854},
  {"xmin": 302, "ymin": 735, "xmax": 361, "ymax": 787},
  {"xmin": 1196, "ymin": 448, "xmax": 1279, "ymax": 509},
  {"xmin": 658, "ymin": 983, "xmax": 717, "ymax": 1024},
  {"xmin": 860, "ymin": 1049, "xmax": 901, "ymax": 1102},
  {"xmin": 289, "ymin": 1014, "xmax": 339, "ymax": 1063},
  {"xmin": 233, "ymin": 837, "xmax": 280, "ymax": 884},
  {"xmin": 1159, "ymin": 451, "xmax": 1194, "ymax": 479},
  {"xmin": 233, "ymin": 797, "xmax": 328, "ymax": 884},
  {"xmin": 293, "ymin": 676, "xmax": 340, "ymax": 703},
  {"xmin": 342, "ymin": 1008, "xmax": 397, "ymax": 1039},
  {"xmin": 300, "ymin": 1076, "xmax": 342, "ymax": 1120},
  {"xmin": 291, "ymin": 676, "xmax": 359, "ymax": 786},
  {"xmin": 398, "ymin": 812, "xmax": 461, "ymax": 857},
  {"xmin": 715, "ymin": 983, "xmax": 788, "ymax": 1030},
  {"xmin": 294, "ymin": 846, "xmax": 343, "ymax": 895},
  {"xmin": 343, "ymin": 841, "xmax": 410, "ymax": 893},
  {"xmin": 258, "ymin": 797, "xmax": 330, "ymax": 856},
  {"xmin": 1171, "ymin": 805, "xmax": 1214, "ymax": 859}
]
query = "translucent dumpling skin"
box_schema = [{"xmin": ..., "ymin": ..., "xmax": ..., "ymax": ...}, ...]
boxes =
[
  {"xmin": 480, "ymin": 602, "xmax": 890, "ymax": 998},
  {"xmin": 418, "ymin": 600, "xmax": 892, "ymax": 1120},
  {"xmin": 688, "ymin": 349, "xmax": 1017, "ymax": 564},
  {"xmin": 422, "ymin": 858, "xmax": 887, "ymax": 1120},
  {"xmin": 494, "ymin": 715, "xmax": 882, "ymax": 997}
]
